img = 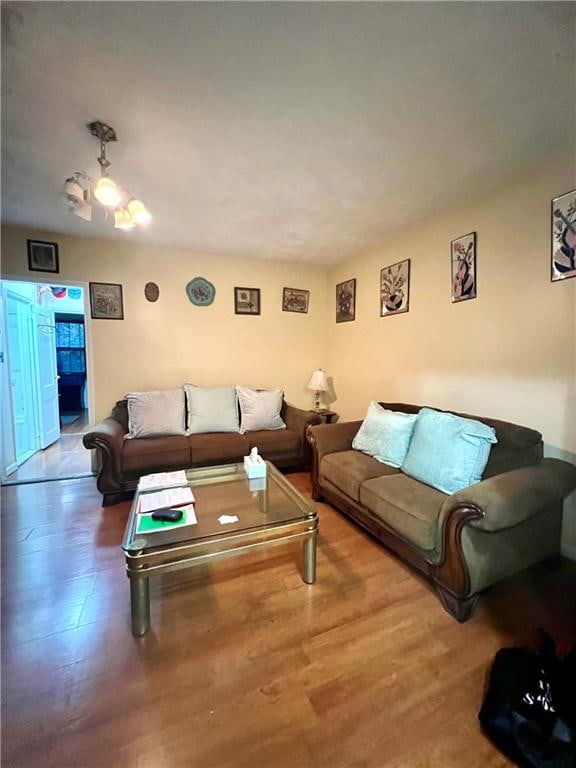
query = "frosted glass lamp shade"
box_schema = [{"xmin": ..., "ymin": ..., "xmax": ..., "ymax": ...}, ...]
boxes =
[
  {"xmin": 94, "ymin": 177, "xmax": 122, "ymax": 207},
  {"xmin": 114, "ymin": 208, "xmax": 135, "ymax": 230},
  {"xmin": 128, "ymin": 198, "xmax": 151, "ymax": 225},
  {"xmin": 307, "ymin": 369, "xmax": 329, "ymax": 392}
]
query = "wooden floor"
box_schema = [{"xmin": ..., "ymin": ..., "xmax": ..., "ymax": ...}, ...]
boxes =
[
  {"xmin": 6, "ymin": 412, "xmax": 93, "ymax": 484},
  {"xmin": 2, "ymin": 473, "xmax": 575, "ymax": 768}
]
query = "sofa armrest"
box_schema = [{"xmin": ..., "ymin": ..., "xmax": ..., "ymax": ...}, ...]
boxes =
[
  {"xmin": 282, "ymin": 403, "xmax": 322, "ymax": 435},
  {"xmin": 307, "ymin": 421, "xmax": 362, "ymax": 460},
  {"xmin": 440, "ymin": 458, "xmax": 576, "ymax": 533},
  {"xmin": 83, "ymin": 417, "xmax": 126, "ymax": 493}
]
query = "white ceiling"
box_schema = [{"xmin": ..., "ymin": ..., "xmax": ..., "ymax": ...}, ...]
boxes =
[{"xmin": 2, "ymin": 2, "xmax": 575, "ymax": 265}]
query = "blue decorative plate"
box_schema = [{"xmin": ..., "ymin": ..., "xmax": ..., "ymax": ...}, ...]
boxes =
[{"xmin": 186, "ymin": 277, "xmax": 215, "ymax": 306}]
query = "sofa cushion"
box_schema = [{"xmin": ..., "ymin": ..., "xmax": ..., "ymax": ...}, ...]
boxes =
[
  {"xmin": 321, "ymin": 450, "xmax": 400, "ymax": 502},
  {"xmin": 122, "ymin": 435, "xmax": 191, "ymax": 473},
  {"xmin": 125, "ymin": 388, "xmax": 187, "ymax": 439},
  {"xmin": 236, "ymin": 386, "xmax": 286, "ymax": 434},
  {"xmin": 360, "ymin": 474, "xmax": 447, "ymax": 551},
  {"xmin": 401, "ymin": 408, "xmax": 497, "ymax": 494},
  {"xmin": 246, "ymin": 429, "xmax": 301, "ymax": 462},
  {"xmin": 185, "ymin": 384, "xmax": 239, "ymax": 434},
  {"xmin": 189, "ymin": 433, "xmax": 250, "ymax": 465},
  {"xmin": 352, "ymin": 401, "xmax": 418, "ymax": 468}
]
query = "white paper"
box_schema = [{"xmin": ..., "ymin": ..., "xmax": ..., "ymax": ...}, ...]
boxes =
[
  {"xmin": 138, "ymin": 470, "xmax": 187, "ymax": 491},
  {"xmin": 218, "ymin": 514, "xmax": 239, "ymax": 525},
  {"xmin": 139, "ymin": 486, "xmax": 195, "ymax": 514}
]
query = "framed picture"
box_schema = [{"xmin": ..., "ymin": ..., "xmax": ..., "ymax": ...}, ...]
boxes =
[
  {"xmin": 450, "ymin": 232, "xmax": 477, "ymax": 302},
  {"xmin": 336, "ymin": 279, "xmax": 356, "ymax": 323},
  {"xmin": 234, "ymin": 287, "xmax": 260, "ymax": 315},
  {"xmin": 380, "ymin": 259, "xmax": 410, "ymax": 316},
  {"xmin": 282, "ymin": 287, "xmax": 309, "ymax": 313},
  {"xmin": 27, "ymin": 239, "xmax": 59, "ymax": 273},
  {"xmin": 551, "ymin": 189, "xmax": 576, "ymax": 282},
  {"xmin": 89, "ymin": 282, "xmax": 124, "ymax": 320}
]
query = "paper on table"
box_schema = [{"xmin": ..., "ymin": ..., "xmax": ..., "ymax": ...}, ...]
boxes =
[
  {"xmin": 136, "ymin": 504, "xmax": 198, "ymax": 533},
  {"xmin": 218, "ymin": 514, "xmax": 239, "ymax": 525},
  {"xmin": 139, "ymin": 486, "xmax": 195, "ymax": 514},
  {"xmin": 138, "ymin": 470, "xmax": 187, "ymax": 491}
]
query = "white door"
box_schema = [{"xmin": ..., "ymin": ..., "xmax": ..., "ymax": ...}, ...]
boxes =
[
  {"xmin": 6, "ymin": 291, "xmax": 39, "ymax": 464},
  {"xmin": 34, "ymin": 307, "xmax": 60, "ymax": 448}
]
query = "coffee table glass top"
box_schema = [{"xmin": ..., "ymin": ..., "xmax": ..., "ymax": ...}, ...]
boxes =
[{"xmin": 122, "ymin": 462, "xmax": 316, "ymax": 553}]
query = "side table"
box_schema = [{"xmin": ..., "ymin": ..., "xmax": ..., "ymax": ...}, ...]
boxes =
[{"xmin": 311, "ymin": 409, "xmax": 338, "ymax": 424}]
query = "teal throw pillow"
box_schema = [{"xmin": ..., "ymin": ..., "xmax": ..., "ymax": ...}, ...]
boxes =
[
  {"xmin": 401, "ymin": 407, "xmax": 497, "ymax": 494},
  {"xmin": 352, "ymin": 401, "xmax": 418, "ymax": 468}
]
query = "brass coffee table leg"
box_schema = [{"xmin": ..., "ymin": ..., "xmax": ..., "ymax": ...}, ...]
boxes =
[
  {"xmin": 302, "ymin": 531, "xmax": 317, "ymax": 584},
  {"xmin": 130, "ymin": 574, "xmax": 150, "ymax": 636}
]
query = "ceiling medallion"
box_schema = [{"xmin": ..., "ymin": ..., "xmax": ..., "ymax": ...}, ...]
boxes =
[
  {"xmin": 186, "ymin": 277, "xmax": 216, "ymax": 306},
  {"xmin": 63, "ymin": 120, "xmax": 151, "ymax": 230}
]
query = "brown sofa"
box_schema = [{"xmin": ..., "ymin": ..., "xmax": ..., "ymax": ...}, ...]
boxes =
[
  {"xmin": 84, "ymin": 398, "xmax": 321, "ymax": 505},
  {"xmin": 308, "ymin": 402, "xmax": 576, "ymax": 621}
]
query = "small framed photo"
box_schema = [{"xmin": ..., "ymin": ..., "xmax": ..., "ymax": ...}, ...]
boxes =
[
  {"xmin": 27, "ymin": 239, "xmax": 59, "ymax": 273},
  {"xmin": 450, "ymin": 232, "xmax": 477, "ymax": 302},
  {"xmin": 282, "ymin": 287, "xmax": 309, "ymax": 313},
  {"xmin": 234, "ymin": 287, "xmax": 260, "ymax": 315},
  {"xmin": 380, "ymin": 259, "xmax": 410, "ymax": 316},
  {"xmin": 336, "ymin": 279, "xmax": 356, "ymax": 323},
  {"xmin": 551, "ymin": 189, "xmax": 576, "ymax": 282},
  {"xmin": 89, "ymin": 282, "xmax": 124, "ymax": 320}
]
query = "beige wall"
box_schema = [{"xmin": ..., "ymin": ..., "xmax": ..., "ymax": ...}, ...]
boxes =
[
  {"xmin": 1, "ymin": 226, "xmax": 328, "ymax": 421},
  {"xmin": 326, "ymin": 161, "xmax": 576, "ymax": 555},
  {"xmin": 2, "ymin": 163, "xmax": 575, "ymax": 554}
]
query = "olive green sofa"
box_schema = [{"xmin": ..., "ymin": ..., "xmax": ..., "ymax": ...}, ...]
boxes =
[{"xmin": 308, "ymin": 402, "xmax": 576, "ymax": 621}]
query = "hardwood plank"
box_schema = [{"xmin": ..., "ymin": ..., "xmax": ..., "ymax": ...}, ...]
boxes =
[{"xmin": 2, "ymin": 474, "xmax": 575, "ymax": 768}]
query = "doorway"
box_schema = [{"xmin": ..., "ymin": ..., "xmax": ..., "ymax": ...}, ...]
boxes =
[{"xmin": 0, "ymin": 280, "xmax": 95, "ymax": 484}]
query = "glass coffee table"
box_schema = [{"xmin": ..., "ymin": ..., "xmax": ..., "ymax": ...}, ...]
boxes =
[{"xmin": 122, "ymin": 462, "xmax": 318, "ymax": 636}]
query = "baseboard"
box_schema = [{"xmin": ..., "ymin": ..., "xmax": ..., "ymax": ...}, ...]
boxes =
[{"xmin": 561, "ymin": 542, "xmax": 576, "ymax": 562}]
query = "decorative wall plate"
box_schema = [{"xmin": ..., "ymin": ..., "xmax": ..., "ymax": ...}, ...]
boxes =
[
  {"xmin": 144, "ymin": 282, "xmax": 159, "ymax": 302},
  {"xmin": 186, "ymin": 277, "xmax": 215, "ymax": 306}
]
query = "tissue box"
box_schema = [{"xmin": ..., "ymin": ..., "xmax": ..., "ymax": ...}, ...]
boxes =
[{"xmin": 244, "ymin": 454, "xmax": 267, "ymax": 479}]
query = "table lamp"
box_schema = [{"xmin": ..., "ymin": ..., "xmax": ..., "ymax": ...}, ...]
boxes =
[{"xmin": 307, "ymin": 369, "xmax": 329, "ymax": 413}]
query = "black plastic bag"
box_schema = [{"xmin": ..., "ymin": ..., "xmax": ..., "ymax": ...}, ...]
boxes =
[{"xmin": 479, "ymin": 635, "xmax": 576, "ymax": 767}]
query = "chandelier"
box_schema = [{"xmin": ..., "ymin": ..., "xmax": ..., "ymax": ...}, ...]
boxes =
[{"xmin": 64, "ymin": 121, "xmax": 151, "ymax": 230}]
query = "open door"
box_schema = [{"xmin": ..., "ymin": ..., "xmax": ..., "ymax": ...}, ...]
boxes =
[{"xmin": 34, "ymin": 307, "xmax": 60, "ymax": 448}]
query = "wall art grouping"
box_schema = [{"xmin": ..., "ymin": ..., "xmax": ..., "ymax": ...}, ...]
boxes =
[
  {"xmin": 381, "ymin": 259, "xmax": 410, "ymax": 316},
  {"xmin": 551, "ymin": 189, "xmax": 576, "ymax": 282},
  {"xmin": 450, "ymin": 232, "xmax": 477, "ymax": 303}
]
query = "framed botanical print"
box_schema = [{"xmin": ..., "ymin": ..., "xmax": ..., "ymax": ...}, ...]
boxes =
[
  {"xmin": 380, "ymin": 259, "xmax": 410, "ymax": 316},
  {"xmin": 450, "ymin": 232, "xmax": 477, "ymax": 302},
  {"xmin": 234, "ymin": 287, "xmax": 260, "ymax": 315},
  {"xmin": 336, "ymin": 279, "xmax": 356, "ymax": 323},
  {"xmin": 282, "ymin": 287, "xmax": 309, "ymax": 313},
  {"xmin": 27, "ymin": 239, "xmax": 59, "ymax": 273},
  {"xmin": 89, "ymin": 282, "xmax": 124, "ymax": 320},
  {"xmin": 551, "ymin": 189, "xmax": 576, "ymax": 282}
]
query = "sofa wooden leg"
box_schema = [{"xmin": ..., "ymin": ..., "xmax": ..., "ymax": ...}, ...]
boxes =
[
  {"xmin": 311, "ymin": 485, "xmax": 323, "ymax": 502},
  {"xmin": 436, "ymin": 585, "xmax": 478, "ymax": 623}
]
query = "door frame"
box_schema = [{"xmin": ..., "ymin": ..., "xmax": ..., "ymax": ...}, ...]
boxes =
[{"xmin": 0, "ymin": 276, "xmax": 95, "ymax": 479}]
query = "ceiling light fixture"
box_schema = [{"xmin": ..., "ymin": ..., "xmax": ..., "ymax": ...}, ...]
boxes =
[{"xmin": 64, "ymin": 120, "xmax": 151, "ymax": 229}]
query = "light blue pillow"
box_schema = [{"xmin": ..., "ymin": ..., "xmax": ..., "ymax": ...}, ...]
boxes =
[
  {"xmin": 352, "ymin": 401, "xmax": 418, "ymax": 468},
  {"xmin": 185, "ymin": 384, "xmax": 239, "ymax": 434},
  {"xmin": 401, "ymin": 408, "xmax": 497, "ymax": 494}
]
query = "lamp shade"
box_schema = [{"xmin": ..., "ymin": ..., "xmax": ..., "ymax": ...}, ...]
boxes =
[
  {"xmin": 94, "ymin": 176, "xmax": 122, "ymax": 207},
  {"xmin": 307, "ymin": 369, "xmax": 329, "ymax": 392}
]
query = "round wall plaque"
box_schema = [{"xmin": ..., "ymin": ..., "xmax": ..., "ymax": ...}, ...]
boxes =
[
  {"xmin": 144, "ymin": 282, "xmax": 159, "ymax": 302},
  {"xmin": 186, "ymin": 277, "xmax": 215, "ymax": 306}
]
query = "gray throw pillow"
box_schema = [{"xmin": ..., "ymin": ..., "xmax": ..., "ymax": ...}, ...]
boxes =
[
  {"xmin": 125, "ymin": 388, "xmax": 186, "ymax": 439},
  {"xmin": 236, "ymin": 386, "xmax": 286, "ymax": 434},
  {"xmin": 185, "ymin": 384, "xmax": 239, "ymax": 434}
]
